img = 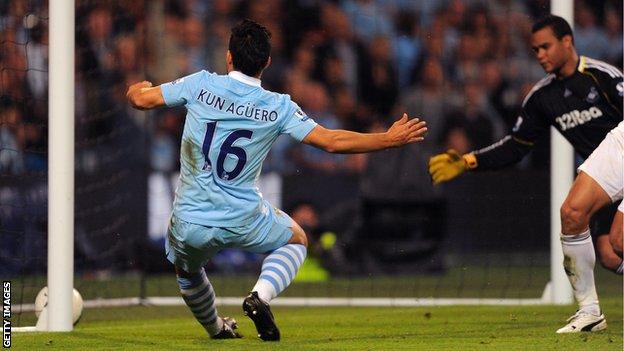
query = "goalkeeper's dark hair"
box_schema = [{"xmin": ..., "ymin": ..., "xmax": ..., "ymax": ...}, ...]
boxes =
[
  {"xmin": 228, "ymin": 19, "xmax": 271, "ymax": 77},
  {"xmin": 532, "ymin": 15, "xmax": 574, "ymax": 43}
]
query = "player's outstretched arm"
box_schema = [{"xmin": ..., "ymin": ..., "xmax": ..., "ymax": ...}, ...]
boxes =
[
  {"xmin": 302, "ymin": 113, "xmax": 427, "ymax": 153},
  {"xmin": 126, "ymin": 81, "xmax": 166, "ymax": 110},
  {"xmin": 428, "ymin": 150, "xmax": 478, "ymax": 185}
]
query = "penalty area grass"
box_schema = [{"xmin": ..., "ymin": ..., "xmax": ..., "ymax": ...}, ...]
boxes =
[{"xmin": 11, "ymin": 296, "xmax": 623, "ymax": 351}]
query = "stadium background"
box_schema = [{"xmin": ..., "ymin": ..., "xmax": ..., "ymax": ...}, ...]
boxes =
[{"xmin": 0, "ymin": 0, "xmax": 622, "ymax": 330}]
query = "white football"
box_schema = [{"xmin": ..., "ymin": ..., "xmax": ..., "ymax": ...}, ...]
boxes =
[{"xmin": 34, "ymin": 287, "xmax": 84, "ymax": 325}]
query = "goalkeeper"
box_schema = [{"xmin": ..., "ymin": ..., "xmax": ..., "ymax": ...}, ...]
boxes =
[{"xmin": 428, "ymin": 15, "xmax": 622, "ymax": 334}]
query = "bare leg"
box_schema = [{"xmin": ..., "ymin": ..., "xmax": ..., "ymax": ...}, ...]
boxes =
[
  {"xmin": 559, "ymin": 172, "xmax": 611, "ymax": 314},
  {"xmin": 608, "ymin": 211, "xmax": 623, "ymax": 257},
  {"xmin": 596, "ymin": 235, "xmax": 623, "ymax": 273},
  {"xmin": 561, "ymin": 172, "xmax": 612, "ymax": 235}
]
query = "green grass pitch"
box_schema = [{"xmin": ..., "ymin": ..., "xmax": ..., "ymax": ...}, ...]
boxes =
[
  {"xmin": 11, "ymin": 301, "xmax": 623, "ymax": 350},
  {"xmin": 10, "ymin": 268, "xmax": 623, "ymax": 350}
]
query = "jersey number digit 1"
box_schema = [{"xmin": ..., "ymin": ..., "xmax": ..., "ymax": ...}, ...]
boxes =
[
  {"xmin": 202, "ymin": 122, "xmax": 253, "ymax": 180},
  {"xmin": 201, "ymin": 122, "xmax": 217, "ymax": 172}
]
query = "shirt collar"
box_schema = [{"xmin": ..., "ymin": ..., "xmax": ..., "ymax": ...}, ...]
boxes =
[{"xmin": 228, "ymin": 71, "xmax": 262, "ymax": 87}]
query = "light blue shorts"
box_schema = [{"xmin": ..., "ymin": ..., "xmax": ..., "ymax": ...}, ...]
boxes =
[{"xmin": 165, "ymin": 201, "xmax": 294, "ymax": 272}]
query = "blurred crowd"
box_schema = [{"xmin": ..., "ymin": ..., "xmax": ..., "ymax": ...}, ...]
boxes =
[
  {"xmin": 1, "ymin": 1, "xmax": 623, "ymax": 273},
  {"xmin": 1, "ymin": 0, "xmax": 622, "ymax": 179}
]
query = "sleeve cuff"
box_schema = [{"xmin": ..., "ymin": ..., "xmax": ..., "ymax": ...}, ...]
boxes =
[{"xmin": 463, "ymin": 153, "xmax": 478, "ymax": 170}]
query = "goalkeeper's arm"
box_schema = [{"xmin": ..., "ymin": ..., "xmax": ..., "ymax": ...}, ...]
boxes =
[{"xmin": 428, "ymin": 135, "xmax": 534, "ymax": 185}]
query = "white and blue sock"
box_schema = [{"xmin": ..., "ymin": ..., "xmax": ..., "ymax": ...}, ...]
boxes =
[
  {"xmin": 616, "ymin": 260, "xmax": 623, "ymax": 275},
  {"xmin": 561, "ymin": 228, "xmax": 600, "ymax": 315},
  {"xmin": 177, "ymin": 268, "xmax": 223, "ymax": 336},
  {"xmin": 252, "ymin": 244, "xmax": 307, "ymax": 303}
]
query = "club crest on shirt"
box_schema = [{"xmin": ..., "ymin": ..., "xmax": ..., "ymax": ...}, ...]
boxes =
[{"xmin": 585, "ymin": 86, "xmax": 599, "ymax": 103}]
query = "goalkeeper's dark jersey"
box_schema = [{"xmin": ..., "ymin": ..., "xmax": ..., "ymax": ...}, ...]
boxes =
[{"xmin": 474, "ymin": 56, "xmax": 623, "ymax": 170}]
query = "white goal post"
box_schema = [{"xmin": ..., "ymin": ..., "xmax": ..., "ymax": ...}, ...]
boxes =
[
  {"xmin": 547, "ymin": 0, "xmax": 574, "ymax": 305},
  {"xmin": 14, "ymin": 0, "xmax": 77, "ymax": 333},
  {"xmin": 43, "ymin": 0, "xmax": 76, "ymax": 332}
]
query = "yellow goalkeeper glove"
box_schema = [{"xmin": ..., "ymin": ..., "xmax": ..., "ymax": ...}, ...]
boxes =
[{"xmin": 428, "ymin": 150, "xmax": 478, "ymax": 185}]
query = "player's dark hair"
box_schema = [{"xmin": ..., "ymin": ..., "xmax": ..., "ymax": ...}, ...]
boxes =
[
  {"xmin": 228, "ymin": 19, "xmax": 271, "ymax": 77},
  {"xmin": 532, "ymin": 15, "xmax": 574, "ymax": 43}
]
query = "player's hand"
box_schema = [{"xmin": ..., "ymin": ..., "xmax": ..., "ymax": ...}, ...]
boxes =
[
  {"xmin": 128, "ymin": 80, "xmax": 153, "ymax": 91},
  {"xmin": 126, "ymin": 80, "xmax": 165, "ymax": 110},
  {"xmin": 428, "ymin": 149, "xmax": 471, "ymax": 185},
  {"xmin": 126, "ymin": 81, "xmax": 153, "ymax": 100},
  {"xmin": 386, "ymin": 113, "xmax": 427, "ymax": 147}
]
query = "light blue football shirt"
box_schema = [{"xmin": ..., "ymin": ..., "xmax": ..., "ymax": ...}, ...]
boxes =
[{"xmin": 160, "ymin": 70, "xmax": 317, "ymax": 227}]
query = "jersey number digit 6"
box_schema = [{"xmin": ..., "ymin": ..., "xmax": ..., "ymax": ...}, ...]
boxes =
[{"xmin": 202, "ymin": 121, "xmax": 253, "ymax": 180}]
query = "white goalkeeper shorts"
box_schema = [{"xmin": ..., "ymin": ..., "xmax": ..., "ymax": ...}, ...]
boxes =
[{"xmin": 578, "ymin": 122, "xmax": 624, "ymax": 209}]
